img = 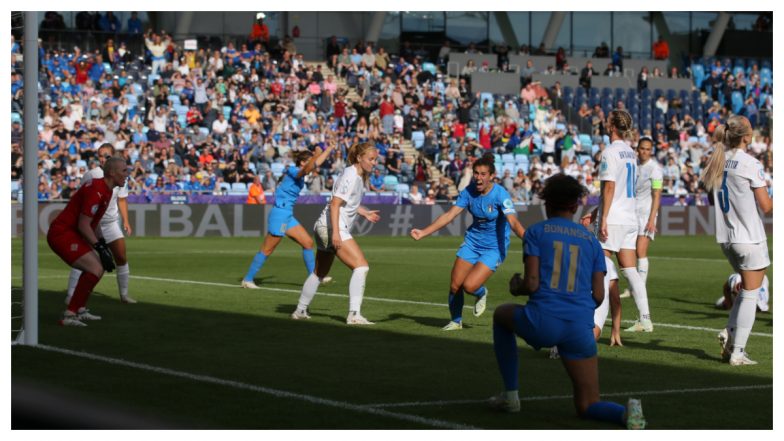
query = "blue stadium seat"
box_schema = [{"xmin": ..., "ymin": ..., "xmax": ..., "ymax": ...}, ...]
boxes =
[
  {"xmin": 514, "ymin": 154, "xmax": 529, "ymax": 164},
  {"xmin": 177, "ymin": 115, "xmax": 187, "ymax": 127},
  {"xmin": 501, "ymin": 153, "xmax": 515, "ymax": 163},
  {"xmin": 169, "ymin": 95, "xmax": 181, "ymax": 105},
  {"xmin": 493, "ymin": 153, "xmax": 502, "ymax": 164},
  {"xmin": 732, "ymin": 66, "xmax": 745, "ymax": 79},
  {"xmin": 383, "ymin": 175, "xmax": 399, "ymax": 189},
  {"xmin": 395, "ymin": 183, "xmax": 410, "ymax": 194},
  {"xmin": 223, "ymin": 106, "xmax": 232, "ymax": 120},
  {"xmin": 515, "ymin": 163, "xmax": 529, "ymax": 174},
  {"xmin": 198, "ymin": 127, "xmax": 210, "ymax": 137},
  {"xmin": 271, "ymin": 162, "xmax": 285, "ymax": 178},
  {"xmin": 231, "ymin": 182, "xmax": 247, "ymax": 192},
  {"xmin": 731, "ymin": 91, "xmax": 744, "ymax": 115},
  {"xmin": 219, "ymin": 182, "xmax": 231, "ymax": 193},
  {"xmin": 411, "ymin": 130, "xmax": 425, "ymax": 148},
  {"xmin": 11, "ymin": 112, "xmax": 21, "ymax": 124}
]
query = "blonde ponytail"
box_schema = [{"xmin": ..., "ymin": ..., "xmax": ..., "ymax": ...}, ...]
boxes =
[{"xmin": 699, "ymin": 116, "xmax": 751, "ymax": 191}]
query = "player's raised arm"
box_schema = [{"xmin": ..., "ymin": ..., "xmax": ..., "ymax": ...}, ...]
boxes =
[{"xmin": 410, "ymin": 205, "xmax": 464, "ymax": 240}]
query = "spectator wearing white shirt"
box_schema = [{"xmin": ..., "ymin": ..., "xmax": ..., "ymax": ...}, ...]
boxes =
[{"xmin": 408, "ymin": 184, "xmax": 424, "ymax": 204}]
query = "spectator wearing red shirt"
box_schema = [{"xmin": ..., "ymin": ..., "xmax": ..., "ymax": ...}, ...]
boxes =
[
  {"xmin": 652, "ymin": 36, "xmax": 669, "ymax": 60},
  {"xmin": 47, "ymin": 157, "xmax": 129, "ymax": 327},
  {"xmin": 479, "ymin": 125, "xmax": 492, "ymax": 149},
  {"xmin": 333, "ymin": 96, "xmax": 347, "ymax": 119},
  {"xmin": 186, "ymin": 105, "xmax": 204, "ymax": 127},
  {"xmin": 73, "ymin": 58, "xmax": 92, "ymax": 85},
  {"xmin": 269, "ymin": 80, "xmax": 283, "ymax": 97}
]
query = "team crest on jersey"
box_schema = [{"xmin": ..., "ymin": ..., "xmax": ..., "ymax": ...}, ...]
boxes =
[
  {"xmin": 503, "ymin": 199, "xmax": 514, "ymax": 210},
  {"xmin": 600, "ymin": 160, "xmax": 608, "ymax": 172},
  {"xmin": 487, "ymin": 205, "xmax": 493, "ymax": 213},
  {"xmin": 91, "ymin": 204, "xmax": 99, "ymax": 215},
  {"xmin": 758, "ymin": 168, "xmax": 765, "ymax": 181},
  {"xmin": 71, "ymin": 243, "xmax": 78, "ymax": 251}
]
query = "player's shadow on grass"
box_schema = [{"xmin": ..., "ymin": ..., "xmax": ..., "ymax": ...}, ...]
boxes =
[
  {"xmin": 616, "ymin": 338, "xmax": 716, "ymax": 362},
  {"xmin": 375, "ymin": 312, "xmax": 464, "ymax": 328},
  {"xmin": 19, "ymin": 288, "xmax": 773, "ymax": 429},
  {"xmin": 243, "ymin": 276, "xmax": 277, "ymax": 285}
]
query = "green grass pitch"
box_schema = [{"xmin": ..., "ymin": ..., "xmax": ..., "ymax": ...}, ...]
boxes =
[{"xmin": 11, "ymin": 235, "xmax": 773, "ymax": 429}]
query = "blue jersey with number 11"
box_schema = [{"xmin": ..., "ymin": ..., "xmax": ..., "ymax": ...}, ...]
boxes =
[{"xmin": 524, "ymin": 217, "xmax": 606, "ymax": 325}]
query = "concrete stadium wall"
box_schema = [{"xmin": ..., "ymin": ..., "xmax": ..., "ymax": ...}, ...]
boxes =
[{"xmin": 12, "ymin": 204, "xmax": 772, "ymax": 238}]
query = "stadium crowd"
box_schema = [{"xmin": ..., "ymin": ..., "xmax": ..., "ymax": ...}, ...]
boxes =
[{"xmin": 10, "ymin": 15, "xmax": 773, "ymax": 204}]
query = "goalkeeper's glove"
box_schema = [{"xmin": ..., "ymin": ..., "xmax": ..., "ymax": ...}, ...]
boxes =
[{"xmin": 94, "ymin": 238, "xmax": 116, "ymax": 273}]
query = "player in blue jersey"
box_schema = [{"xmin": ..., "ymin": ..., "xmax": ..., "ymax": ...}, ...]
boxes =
[
  {"xmin": 410, "ymin": 153, "xmax": 526, "ymax": 330},
  {"xmin": 241, "ymin": 142, "xmax": 337, "ymax": 288},
  {"xmin": 490, "ymin": 174, "xmax": 646, "ymax": 429}
]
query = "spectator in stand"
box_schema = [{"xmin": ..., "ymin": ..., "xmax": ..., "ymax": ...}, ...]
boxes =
[
  {"xmin": 145, "ymin": 29, "xmax": 171, "ymax": 76},
  {"xmin": 637, "ymin": 66, "xmax": 649, "ymax": 91},
  {"xmin": 612, "ymin": 46, "xmax": 624, "ymax": 71},
  {"xmin": 408, "ymin": 184, "xmax": 424, "ymax": 204},
  {"xmin": 652, "ymin": 36, "xmax": 669, "ymax": 60},
  {"xmin": 369, "ymin": 168, "xmax": 385, "ymax": 192},
  {"xmin": 579, "ymin": 61, "xmax": 597, "ymax": 91},
  {"xmin": 127, "ymin": 12, "xmax": 142, "ymax": 34},
  {"xmin": 98, "ymin": 12, "xmax": 121, "ymax": 33},
  {"xmin": 249, "ymin": 15, "xmax": 270, "ymax": 48}
]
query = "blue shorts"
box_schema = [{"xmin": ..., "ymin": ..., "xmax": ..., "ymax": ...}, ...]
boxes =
[
  {"xmin": 513, "ymin": 304, "xmax": 597, "ymax": 360},
  {"xmin": 267, "ymin": 207, "xmax": 300, "ymax": 237},
  {"xmin": 456, "ymin": 244, "xmax": 504, "ymax": 271}
]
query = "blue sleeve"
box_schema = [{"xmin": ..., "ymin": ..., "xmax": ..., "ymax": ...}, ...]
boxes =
[
  {"xmin": 523, "ymin": 225, "xmax": 540, "ymax": 257},
  {"xmin": 287, "ymin": 166, "xmax": 300, "ymax": 179},
  {"xmin": 497, "ymin": 188, "xmax": 516, "ymax": 215},
  {"xmin": 591, "ymin": 237, "xmax": 607, "ymax": 274},
  {"xmin": 455, "ymin": 188, "xmax": 471, "ymax": 208}
]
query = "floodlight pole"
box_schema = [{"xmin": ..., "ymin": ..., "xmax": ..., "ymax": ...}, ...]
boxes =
[{"xmin": 22, "ymin": 11, "xmax": 39, "ymax": 346}]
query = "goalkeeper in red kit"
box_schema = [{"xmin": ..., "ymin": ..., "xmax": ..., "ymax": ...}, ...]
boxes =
[{"xmin": 47, "ymin": 157, "xmax": 130, "ymax": 327}]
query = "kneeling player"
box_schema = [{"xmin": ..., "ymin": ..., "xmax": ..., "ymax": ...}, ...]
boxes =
[
  {"xmin": 492, "ymin": 174, "xmax": 646, "ymax": 429},
  {"xmin": 48, "ymin": 157, "xmax": 129, "ymax": 326},
  {"xmin": 715, "ymin": 273, "xmax": 769, "ymax": 312}
]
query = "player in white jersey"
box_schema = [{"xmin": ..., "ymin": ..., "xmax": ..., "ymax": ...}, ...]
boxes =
[
  {"xmin": 714, "ymin": 273, "xmax": 769, "ymax": 312},
  {"xmin": 620, "ymin": 137, "xmax": 662, "ymax": 301},
  {"xmin": 582, "ymin": 110, "xmax": 652, "ymax": 346},
  {"xmin": 65, "ymin": 144, "xmax": 136, "ymax": 305},
  {"xmin": 292, "ymin": 142, "xmax": 381, "ymax": 325},
  {"xmin": 699, "ymin": 115, "xmax": 771, "ymax": 366}
]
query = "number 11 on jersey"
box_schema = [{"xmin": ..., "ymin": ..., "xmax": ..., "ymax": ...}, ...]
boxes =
[{"xmin": 551, "ymin": 241, "xmax": 580, "ymax": 292}]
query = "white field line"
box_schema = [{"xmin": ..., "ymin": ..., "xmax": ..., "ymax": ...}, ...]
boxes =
[
  {"xmin": 27, "ymin": 344, "xmax": 478, "ymax": 430},
  {"xmin": 84, "ymin": 248, "xmax": 734, "ymax": 263},
  {"xmin": 12, "ymin": 273, "xmax": 774, "ymax": 338},
  {"xmin": 365, "ymin": 384, "xmax": 774, "ymax": 409}
]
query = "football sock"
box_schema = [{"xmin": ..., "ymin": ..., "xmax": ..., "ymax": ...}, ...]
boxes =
[
  {"xmin": 622, "ymin": 267, "xmax": 650, "ymax": 320},
  {"xmin": 732, "ymin": 288, "xmax": 759, "ymax": 356},
  {"xmin": 296, "ymin": 273, "xmax": 321, "ymax": 312},
  {"xmin": 67, "ymin": 268, "xmax": 82, "ymax": 297},
  {"xmin": 67, "ymin": 272, "xmax": 100, "ymax": 313},
  {"xmin": 585, "ymin": 401, "xmax": 626, "ymax": 426},
  {"xmin": 593, "ymin": 264, "xmax": 612, "ymax": 330},
  {"xmin": 448, "ymin": 291, "xmax": 464, "ymax": 323},
  {"xmin": 492, "ymin": 321, "xmax": 519, "ymax": 391},
  {"xmin": 472, "ymin": 285, "xmax": 487, "ymax": 298},
  {"xmin": 348, "ymin": 266, "xmax": 369, "ymax": 313},
  {"xmin": 244, "ymin": 252, "xmax": 268, "ymax": 282},
  {"xmin": 302, "ymin": 248, "xmax": 316, "ymax": 274},
  {"xmin": 637, "ymin": 257, "xmax": 649, "ymax": 286},
  {"xmin": 116, "ymin": 263, "xmax": 129, "ymax": 297}
]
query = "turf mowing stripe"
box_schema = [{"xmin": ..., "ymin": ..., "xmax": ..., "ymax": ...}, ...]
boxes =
[
  {"xmin": 28, "ymin": 344, "xmax": 479, "ymax": 430},
  {"xmin": 128, "ymin": 275, "xmax": 774, "ymax": 338},
  {"xmin": 365, "ymin": 384, "xmax": 774, "ymax": 409}
]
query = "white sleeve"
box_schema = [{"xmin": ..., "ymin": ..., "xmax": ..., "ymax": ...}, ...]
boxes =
[
  {"xmin": 744, "ymin": 160, "xmax": 767, "ymax": 189},
  {"xmin": 598, "ymin": 151, "xmax": 616, "ymax": 182},
  {"xmin": 118, "ymin": 182, "xmax": 129, "ymax": 198}
]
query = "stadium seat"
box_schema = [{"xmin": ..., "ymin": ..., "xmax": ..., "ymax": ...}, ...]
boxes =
[
  {"xmin": 11, "ymin": 112, "xmax": 22, "ymax": 124},
  {"xmin": 395, "ymin": 183, "xmax": 410, "ymax": 194},
  {"xmin": 219, "ymin": 182, "xmax": 231, "ymax": 193},
  {"xmin": 271, "ymin": 162, "xmax": 285, "ymax": 177},
  {"xmin": 383, "ymin": 175, "xmax": 399, "ymax": 189},
  {"xmin": 515, "ymin": 163, "xmax": 529, "ymax": 174},
  {"xmin": 177, "ymin": 115, "xmax": 187, "ymax": 127},
  {"xmin": 502, "ymin": 153, "xmax": 515, "ymax": 163},
  {"xmin": 411, "ymin": 131, "xmax": 425, "ymax": 148},
  {"xmin": 733, "ymin": 66, "xmax": 745, "ymax": 79},
  {"xmin": 231, "ymin": 182, "xmax": 247, "ymax": 192},
  {"xmin": 731, "ymin": 91, "xmax": 744, "ymax": 115},
  {"xmin": 169, "ymin": 95, "xmax": 181, "ymax": 105},
  {"xmin": 11, "ymin": 180, "xmax": 20, "ymax": 192},
  {"xmin": 514, "ymin": 154, "xmax": 529, "ymax": 164},
  {"xmin": 223, "ymin": 106, "xmax": 232, "ymax": 120},
  {"xmin": 198, "ymin": 127, "xmax": 210, "ymax": 137}
]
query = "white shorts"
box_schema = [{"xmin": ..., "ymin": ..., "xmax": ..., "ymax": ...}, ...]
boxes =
[
  {"xmin": 100, "ymin": 219, "xmax": 124, "ymax": 244},
  {"xmin": 636, "ymin": 208, "xmax": 656, "ymax": 240},
  {"xmin": 314, "ymin": 222, "xmax": 353, "ymax": 253},
  {"xmin": 597, "ymin": 224, "xmax": 638, "ymax": 252},
  {"xmin": 720, "ymin": 242, "xmax": 770, "ymax": 272}
]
